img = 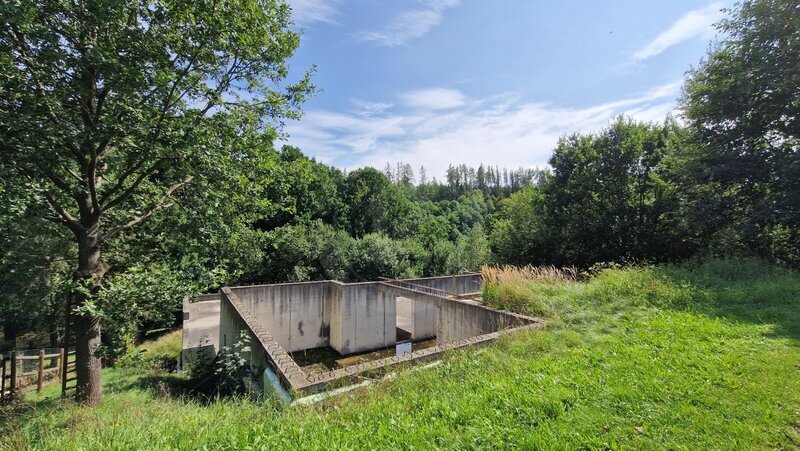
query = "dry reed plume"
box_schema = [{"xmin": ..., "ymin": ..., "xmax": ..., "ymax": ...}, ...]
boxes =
[{"xmin": 481, "ymin": 265, "xmax": 578, "ymax": 286}]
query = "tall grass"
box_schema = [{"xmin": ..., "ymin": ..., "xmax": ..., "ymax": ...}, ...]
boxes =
[{"xmin": 481, "ymin": 265, "xmax": 578, "ymax": 315}]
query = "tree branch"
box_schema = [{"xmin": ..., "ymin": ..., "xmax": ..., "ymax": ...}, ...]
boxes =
[
  {"xmin": 101, "ymin": 157, "xmax": 169, "ymax": 211},
  {"xmin": 32, "ymin": 159, "xmax": 78, "ymax": 198},
  {"xmin": 17, "ymin": 167, "xmax": 83, "ymax": 236},
  {"xmin": 101, "ymin": 176, "xmax": 192, "ymax": 241}
]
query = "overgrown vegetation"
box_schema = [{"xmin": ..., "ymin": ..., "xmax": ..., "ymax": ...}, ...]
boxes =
[
  {"xmin": 481, "ymin": 265, "xmax": 577, "ymax": 314},
  {"xmin": 2, "ymin": 259, "xmax": 798, "ymax": 449}
]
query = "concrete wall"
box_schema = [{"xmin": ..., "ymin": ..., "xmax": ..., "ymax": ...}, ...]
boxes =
[
  {"xmin": 438, "ymin": 298, "xmax": 529, "ymax": 343},
  {"xmin": 186, "ymin": 273, "xmax": 489, "ymax": 364},
  {"xmin": 226, "ymin": 280, "xmax": 402, "ymax": 355},
  {"xmin": 329, "ymin": 283, "xmax": 396, "ymax": 355},
  {"xmin": 229, "ymin": 281, "xmax": 332, "ymax": 353},
  {"xmin": 401, "ymin": 274, "xmax": 482, "ymax": 295},
  {"xmin": 181, "ymin": 293, "xmax": 220, "ymax": 369},
  {"xmin": 219, "ymin": 288, "xmax": 304, "ymax": 399},
  {"xmin": 374, "ymin": 284, "xmax": 444, "ymax": 341},
  {"xmin": 413, "ymin": 295, "xmax": 438, "ymax": 339}
]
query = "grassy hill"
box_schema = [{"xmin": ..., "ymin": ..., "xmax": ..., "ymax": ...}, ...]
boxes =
[{"xmin": 2, "ymin": 259, "xmax": 799, "ymax": 449}]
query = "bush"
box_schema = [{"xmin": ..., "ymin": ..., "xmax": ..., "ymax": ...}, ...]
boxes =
[{"xmin": 118, "ymin": 330, "xmax": 183, "ymax": 372}]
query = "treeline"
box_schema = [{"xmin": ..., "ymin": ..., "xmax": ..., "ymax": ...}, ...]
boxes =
[{"xmin": 383, "ymin": 162, "xmax": 547, "ymax": 199}]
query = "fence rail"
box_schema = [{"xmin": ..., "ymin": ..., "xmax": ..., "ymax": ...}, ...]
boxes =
[{"xmin": 1, "ymin": 347, "xmax": 73, "ymax": 401}]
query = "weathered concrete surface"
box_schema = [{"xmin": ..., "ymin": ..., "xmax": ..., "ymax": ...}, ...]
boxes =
[
  {"xmin": 181, "ymin": 294, "xmax": 221, "ymax": 369},
  {"xmin": 183, "ymin": 272, "xmax": 548, "ymax": 400},
  {"xmin": 400, "ymin": 274, "xmax": 481, "ymax": 295},
  {"xmin": 396, "ymin": 296, "xmax": 413, "ymax": 335},
  {"xmin": 438, "ymin": 297, "xmax": 530, "ymax": 343},
  {"xmin": 219, "ymin": 288, "xmax": 306, "ymax": 396},
  {"xmin": 330, "ymin": 283, "xmax": 396, "ymax": 354},
  {"xmin": 230, "ymin": 281, "xmax": 332, "ymax": 353},
  {"xmin": 395, "ymin": 294, "xmax": 437, "ymax": 340}
]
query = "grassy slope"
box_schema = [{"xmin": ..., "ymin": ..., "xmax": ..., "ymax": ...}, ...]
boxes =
[{"xmin": 2, "ymin": 259, "xmax": 799, "ymax": 450}]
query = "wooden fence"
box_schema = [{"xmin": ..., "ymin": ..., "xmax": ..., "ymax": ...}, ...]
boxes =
[{"xmin": 1, "ymin": 348, "xmax": 75, "ymax": 401}]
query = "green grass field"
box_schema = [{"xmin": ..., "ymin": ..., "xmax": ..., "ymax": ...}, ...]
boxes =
[{"xmin": 2, "ymin": 259, "xmax": 799, "ymax": 450}]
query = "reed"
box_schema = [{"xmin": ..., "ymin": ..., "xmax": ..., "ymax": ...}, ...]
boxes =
[{"xmin": 481, "ymin": 264, "xmax": 578, "ymax": 314}]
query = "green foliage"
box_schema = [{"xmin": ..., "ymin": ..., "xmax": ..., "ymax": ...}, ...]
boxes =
[
  {"xmin": 348, "ymin": 233, "xmax": 424, "ymax": 281},
  {"xmin": 680, "ymin": 0, "xmax": 800, "ymax": 267},
  {"xmin": 446, "ymin": 224, "xmax": 491, "ymax": 273},
  {"xmin": 1, "ymin": 0, "xmax": 314, "ymax": 397},
  {"xmin": 492, "ymin": 117, "xmax": 690, "ymax": 267},
  {"xmin": 6, "ymin": 260, "xmax": 800, "ymax": 449},
  {"xmin": 118, "ymin": 330, "xmax": 183, "ymax": 372},
  {"xmin": 343, "ymin": 167, "xmax": 421, "ymax": 238},
  {"xmin": 97, "ymin": 264, "xmax": 213, "ymax": 358},
  {"xmin": 213, "ymin": 331, "xmax": 254, "ymax": 397}
]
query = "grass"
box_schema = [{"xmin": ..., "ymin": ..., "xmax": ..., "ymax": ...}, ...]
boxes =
[{"xmin": 2, "ymin": 258, "xmax": 799, "ymax": 449}]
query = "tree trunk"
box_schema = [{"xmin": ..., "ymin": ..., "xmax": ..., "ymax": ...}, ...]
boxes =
[
  {"xmin": 73, "ymin": 230, "xmax": 106, "ymax": 405},
  {"xmin": 3, "ymin": 323, "xmax": 18, "ymax": 350},
  {"xmin": 74, "ymin": 313, "xmax": 102, "ymax": 404}
]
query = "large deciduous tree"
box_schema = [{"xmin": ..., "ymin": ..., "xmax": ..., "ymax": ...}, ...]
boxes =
[
  {"xmin": 680, "ymin": 0, "xmax": 800, "ymax": 266},
  {"xmin": 0, "ymin": 0, "xmax": 312, "ymax": 404}
]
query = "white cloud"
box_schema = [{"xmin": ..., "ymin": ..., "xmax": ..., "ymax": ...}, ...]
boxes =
[
  {"xmin": 284, "ymin": 80, "xmax": 682, "ymax": 178},
  {"xmin": 358, "ymin": 0, "xmax": 461, "ymax": 46},
  {"xmin": 632, "ymin": 2, "xmax": 723, "ymax": 61},
  {"xmin": 349, "ymin": 98, "xmax": 394, "ymax": 117},
  {"xmin": 399, "ymin": 88, "xmax": 466, "ymax": 110},
  {"xmin": 288, "ymin": 0, "xmax": 340, "ymax": 26}
]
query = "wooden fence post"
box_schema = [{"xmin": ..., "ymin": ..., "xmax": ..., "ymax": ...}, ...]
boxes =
[
  {"xmin": 57, "ymin": 348, "xmax": 65, "ymax": 381},
  {"xmin": 37, "ymin": 349, "xmax": 45, "ymax": 392},
  {"xmin": 1, "ymin": 356, "xmax": 6, "ymax": 399},
  {"xmin": 9, "ymin": 351, "xmax": 16, "ymax": 398}
]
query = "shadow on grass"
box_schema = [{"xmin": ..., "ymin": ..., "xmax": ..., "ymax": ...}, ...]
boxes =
[
  {"xmin": 654, "ymin": 259, "xmax": 800, "ymax": 342},
  {"xmin": 101, "ymin": 369, "xmax": 229, "ymax": 405}
]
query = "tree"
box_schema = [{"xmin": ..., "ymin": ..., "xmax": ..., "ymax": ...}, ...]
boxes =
[
  {"xmin": 680, "ymin": 0, "xmax": 800, "ymax": 266},
  {"xmin": 490, "ymin": 117, "xmax": 687, "ymax": 267},
  {"xmin": 343, "ymin": 168, "xmax": 419, "ymax": 238},
  {"xmin": 447, "ymin": 224, "xmax": 491, "ymax": 273},
  {"xmin": 0, "ymin": 0, "xmax": 312, "ymax": 404}
]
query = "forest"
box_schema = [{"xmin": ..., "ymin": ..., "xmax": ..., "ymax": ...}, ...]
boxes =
[{"xmin": 0, "ymin": 0, "xmax": 797, "ymax": 410}]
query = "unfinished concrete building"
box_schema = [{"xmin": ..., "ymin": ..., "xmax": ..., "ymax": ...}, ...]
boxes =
[{"xmin": 182, "ymin": 274, "xmax": 541, "ymax": 401}]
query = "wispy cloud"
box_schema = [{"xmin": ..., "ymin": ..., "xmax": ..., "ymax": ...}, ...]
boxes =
[
  {"xmin": 632, "ymin": 2, "xmax": 723, "ymax": 61},
  {"xmin": 288, "ymin": 0, "xmax": 340, "ymax": 26},
  {"xmin": 358, "ymin": 0, "xmax": 461, "ymax": 46},
  {"xmin": 285, "ymin": 81, "xmax": 683, "ymax": 177},
  {"xmin": 349, "ymin": 99, "xmax": 394, "ymax": 117},
  {"xmin": 400, "ymin": 88, "xmax": 466, "ymax": 110}
]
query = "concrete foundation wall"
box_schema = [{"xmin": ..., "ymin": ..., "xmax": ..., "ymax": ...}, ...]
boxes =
[
  {"xmin": 438, "ymin": 299, "xmax": 528, "ymax": 343},
  {"xmin": 181, "ymin": 294, "xmax": 221, "ymax": 369},
  {"xmin": 219, "ymin": 288, "xmax": 305, "ymax": 397},
  {"xmin": 230, "ymin": 281, "xmax": 332, "ymax": 353},
  {"xmin": 185, "ymin": 273, "xmax": 490, "ymax": 365},
  {"xmin": 413, "ymin": 296, "xmax": 438, "ymax": 339},
  {"xmin": 401, "ymin": 274, "xmax": 481, "ymax": 295},
  {"xmin": 330, "ymin": 283, "xmax": 396, "ymax": 354}
]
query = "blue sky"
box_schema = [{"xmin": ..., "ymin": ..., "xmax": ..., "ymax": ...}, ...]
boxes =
[{"xmin": 282, "ymin": 0, "xmax": 730, "ymax": 179}]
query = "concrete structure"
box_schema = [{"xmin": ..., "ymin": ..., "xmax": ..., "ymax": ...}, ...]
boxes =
[
  {"xmin": 182, "ymin": 274, "xmax": 542, "ymax": 400},
  {"xmin": 181, "ymin": 293, "xmax": 220, "ymax": 370}
]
